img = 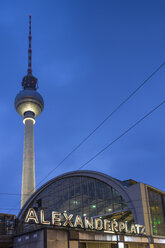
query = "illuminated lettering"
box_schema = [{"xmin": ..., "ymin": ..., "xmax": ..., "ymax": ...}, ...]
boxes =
[
  {"xmin": 135, "ymin": 224, "xmax": 141, "ymax": 234},
  {"xmin": 74, "ymin": 215, "xmax": 84, "ymax": 228},
  {"xmin": 119, "ymin": 222, "xmax": 125, "ymax": 232},
  {"xmin": 52, "ymin": 212, "xmax": 61, "ymax": 226},
  {"xmin": 111, "ymin": 219, "xmax": 118, "ymax": 232},
  {"xmin": 40, "ymin": 210, "xmax": 50, "ymax": 225},
  {"xmin": 25, "ymin": 208, "xmax": 39, "ymax": 224},
  {"xmin": 104, "ymin": 219, "xmax": 112, "ymax": 232},
  {"xmin": 131, "ymin": 224, "xmax": 136, "ymax": 234},
  {"xmin": 84, "ymin": 217, "xmax": 93, "ymax": 229},
  {"xmin": 95, "ymin": 218, "xmax": 103, "ymax": 230},
  {"xmin": 141, "ymin": 226, "xmax": 146, "ymax": 235},
  {"xmin": 63, "ymin": 213, "xmax": 73, "ymax": 227},
  {"xmin": 24, "ymin": 208, "xmax": 145, "ymax": 235},
  {"xmin": 125, "ymin": 222, "xmax": 130, "ymax": 233}
]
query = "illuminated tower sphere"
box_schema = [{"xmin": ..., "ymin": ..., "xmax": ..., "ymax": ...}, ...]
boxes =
[{"xmin": 15, "ymin": 16, "xmax": 44, "ymax": 208}]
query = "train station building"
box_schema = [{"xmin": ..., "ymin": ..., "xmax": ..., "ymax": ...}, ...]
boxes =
[{"xmin": 5, "ymin": 170, "xmax": 164, "ymax": 248}]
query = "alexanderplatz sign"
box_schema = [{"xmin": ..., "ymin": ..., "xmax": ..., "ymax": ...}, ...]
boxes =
[{"xmin": 25, "ymin": 208, "xmax": 146, "ymax": 235}]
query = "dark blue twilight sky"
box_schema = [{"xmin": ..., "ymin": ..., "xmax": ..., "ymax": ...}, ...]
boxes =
[{"xmin": 0, "ymin": 0, "xmax": 165, "ymax": 215}]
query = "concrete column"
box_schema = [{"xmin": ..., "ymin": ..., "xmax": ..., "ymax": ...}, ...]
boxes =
[{"xmin": 21, "ymin": 118, "xmax": 35, "ymax": 208}]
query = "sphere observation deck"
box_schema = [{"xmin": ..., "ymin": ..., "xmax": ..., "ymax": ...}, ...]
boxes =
[{"xmin": 15, "ymin": 89, "xmax": 44, "ymax": 118}]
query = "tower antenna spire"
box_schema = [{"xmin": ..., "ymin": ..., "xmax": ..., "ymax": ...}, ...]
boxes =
[
  {"xmin": 28, "ymin": 15, "xmax": 32, "ymax": 75},
  {"xmin": 22, "ymin": 15, "xmax": 38, "ymax": 90}
]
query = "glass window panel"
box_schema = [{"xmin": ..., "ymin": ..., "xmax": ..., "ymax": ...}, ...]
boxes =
[
  {"xmin": 75, "ymin": 195, "xmax": 82, "ymax": 209},
  {"xmin": 104, "ymin": 185, "xmax": 112, "ymax": 200},
  {"xmin": 121, "ymin": 202, "xmax": 128, "ymax": 210},
  {"xmin": 148, "ymin": 189, "xmax": 165, "ymax": 236},
  {"xmin": 105, "ymin": 204, "xmax": 113, "ymax": 214},
  {"xmin": 75, "ymin": 183, "xmax": 81, "ymax": 196},
  {"xmin": 89, "ymin": 204, "xmax": 97, "ymax": 217},
  {"xmin": 97, "ymin": 201, "xmax": 105, "ymax": 215},
  {"xmin": 82, "ymin": 182, "xmax": 88, "ymax": 195},
  {"xmin": 69, "ymin": 184, "xmax": 74, "ymax": 198},
  {"xmin": 112, "ymin": 188, "xmax": 120, "ymax": 198},
  {"xmin": 23, "ymin": 175, "xmax": 129, "ymax": 225},
  {"xmin": 70, "ymin": 199, "xmax": 76, "ymax": 211},
  {"xmin": 82, "ymin": 195, "xmax": 89, "ymax": 206},
  {"xmin": 114, "ymin": 203, "xmax": 122, "ymax": 211},
  {"xmin": 96, "ymin": 181, "xmax": 104, "ymax": 201},
  {"xmin": 83, "ymin": 206, "xmax": 89, "ymax": 217}
]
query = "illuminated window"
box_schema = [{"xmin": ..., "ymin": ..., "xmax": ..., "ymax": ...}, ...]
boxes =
[{"xmin": 148, "ymin": 189, "xmax": 165, "ymax": 236}]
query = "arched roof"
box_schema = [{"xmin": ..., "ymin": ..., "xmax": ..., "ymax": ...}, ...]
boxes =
[{"xmin": 18, "ymin": 170, "xmax": 137, "ymax": 221}]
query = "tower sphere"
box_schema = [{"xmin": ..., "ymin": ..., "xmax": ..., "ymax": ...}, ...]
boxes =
[{"xmin": 15, "ymin": 89, "xmax": 44, "ymax": 118}]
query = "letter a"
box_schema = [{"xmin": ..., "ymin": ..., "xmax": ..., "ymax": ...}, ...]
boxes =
[{"xmin": 25, "ymin": 208, "xmax": 39, "ymax": 223}]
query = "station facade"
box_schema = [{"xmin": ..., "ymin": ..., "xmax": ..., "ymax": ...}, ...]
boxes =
[{"xmin": 10, "ymin": 170, "xmax": 165, "ymax": 248}]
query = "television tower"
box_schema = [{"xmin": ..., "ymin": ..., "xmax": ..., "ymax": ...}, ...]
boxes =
[{"xmin": 15, "ymin": 16, "xmax": 44, "ymax": 208}]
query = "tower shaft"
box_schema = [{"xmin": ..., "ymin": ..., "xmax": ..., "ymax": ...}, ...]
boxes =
[{"xmin": 21, "ymin": 119, "xmax": 35, "ymax": 208}]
